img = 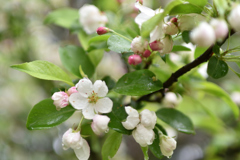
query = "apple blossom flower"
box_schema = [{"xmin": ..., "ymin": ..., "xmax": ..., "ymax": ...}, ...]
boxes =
[
  {"xmin": 122, "ymin": 106, "xmax": 140, "ymax": 130},
  {"xmin": 69, "ymin": 79, "xmax": 113, "ymax": 119},
  {"xmin": 162, "ymin": 92, "xmax": 181, "ymax": 108},
  {"xmin": 228, "ymin": 5, "xmax": 240, "ymax": 32},
  {"xmin": 79, "ymin": 5, "xmax": 108, "ymax": 34},
  {"xmin": 210, "ymin": 19, "xmax": 228, "ymax": 41},
  {"xmin": 190, "ymin": 22, "xmax": 216, "ymax": 47},
  {"xmin": 128, "ymin": 54, "xmax": 142, "ymax": 65},
  {"xmin": 96, "ymin": 27, "xmax": 110, "ymax": 35},
  {"xmin": 159, "ymin": 35, "xmax": 173, "ymax": 55},
  {"xmin": 131, "ymin": 36, "xmax": 148, "ymax": 54},
  {"xmin": 177, "ymin": 14, "xmax": 206, "ymax": 31},
  {"xmin": 132, "ymin": 124, "xmax": 155, "ymax": 147},
  {"xmin": 62, "ymin": 128, "xmax": 90, "ymax": 160},
  {"xmin": 68, "ymin": 87, "xmax": 78, "ymax": 96},
  {"xmin": 91, "ymin": 114, "xmax": 110, "ymax": 135},
  {"xmin": 159, "ymin": 134, "xmax": 177, "ymax": 158},
  {"xmin": 51, "ymin": 91, "xmax": 69, "ymax": 110},
  {"xmin": 163, "ymin": 22, "xmax": 178, "ymax": 35},
  {"xmin": 140, "ymin": 109, "xmax": 157, "ymax": 130}
]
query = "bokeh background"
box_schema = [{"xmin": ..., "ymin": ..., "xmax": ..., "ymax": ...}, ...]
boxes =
[{"xmin": 1, "ymin": 0, "xmax": 240, "ymax": 160}]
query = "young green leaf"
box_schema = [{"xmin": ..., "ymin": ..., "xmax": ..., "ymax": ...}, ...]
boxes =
[
  {"xmin": 102, "ymin": 132, "xmax": 123, "ymax": 160},
  {"xmin": 26, "ymin": 99, "xmax": 76, "ymax": 130},
  {"xmin": 207, "ymin": 56, "xmax": 228, "ymax": 79},
  {"xmin": 169, "ymin": 4, "xmax": 202, "ymax": 15},
  {"xmin": 88, "ymin": 49, "xmax": 105, "ymax": 67},
  {"xmin": 107, "ymin": 35, "xmax": 132, "ymax": 53},
  {"xmin": 156, "ymin": 108, "xmax": 195, "ymax": 134},
  {"xmin": 88, "ymin": 35, "xmax": 111, "ymax": 45},
  {"xmin": 11, "ymin": 60, "xmax": 74, "ymax": 86},
  {"xmin": 44, "ymin": 8, "xmax": 79, "ymax": 28},
  {"xmin": 213, "ymin": 44, "xmax": 220, "ymax": 55},
  {"xmin": 102, "ymin": 76, "xmax": 116, "ymax": 90},
  {"xmin": 59, "ymin": 45, "xmax": 95, "ymax": 78},
  {"xmin": 172, "ymin": 45, "xmax": 191, "ymax": 52},
  {"xmin": 149, "ymin": 128, "xmax": 163, "ymax": 159},
  {"xmin": 183, "ymin": 0, "xmax": 208, "ymax": 7},
  {"xmin": 194, "ymin": 47, "xmax": 207, "ymax": 59},
  {"xmin": 114, "ymin": 70, "xmax": 163, "ymax": 96},
  {"xmin": 182, "ymin": 31, "xmax": 191, "ymax": 43}
]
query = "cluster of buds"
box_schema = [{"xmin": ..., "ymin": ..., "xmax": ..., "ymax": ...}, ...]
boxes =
[
  {"xmin": 190, "ymin": 19, "xmax": 228, "ymax": 47},
  {"xmin": 122, "ymin": 106, "xmax": 157, "ymax": 147}
]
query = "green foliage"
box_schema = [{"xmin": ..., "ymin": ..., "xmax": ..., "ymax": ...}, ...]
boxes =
[
  {"xmin": 59, "ymin": 45, "xmax": 95, "ymax": 78},
  {"xmin": 214, "ymin": 0, "xmax": 228, "ymax": 16},
  {"xmin": 172, "ymin": 45, "xmax": 191, "ymax": 52},
  {"xmin": 183, "ymin": 0, "xmax": 208, "ymax": 7},
  {"xmin": 26, "ymin": 99, "xmax": 76, "ymax": 130},
  {"xmin": 102, "ymin": 131, "xmax": 123, "ymax": 160},
  {"xmin": 141, "ymin": 146, "xmax": 149, "ymax": 160},
  {"xmin": 169, "ymin": 4, "xmax": 203, "ymax": 15},
  {"xmin": 88, "ymin": 35, "xmax": 111, "ymax": 45},
  {"xmin": 182, "ymin": 31, "xmax": 191, "ymax": 43},
  {"xmin": 156, "ymin": 108, "xmax": 195, "ymax": 134},
  {"xmin": 88, "ymin": 49, "xmax": 105, "ymax": 67},
  {"xmin": 207, "ymin": 56, "xmax": 228, "ymax": 79},
  {"xmin": 107, "ymin": 35, "xmax": 132, "ymax": 53},
  {"xmin": 213, "ymin": 44, "xmax": 220, "ymax": 55},
  {"xmin": 11, "ymin": 60, "xmax": 74, "ymax": 86},
  {"xmin": 44, "ymin": 8, "xmax": 79, "ymax": 28},
  {"xmin": 114, "ymin": 70, "xmax": 163, "ymax": 96},
  {"xmin": 149, "ymin": 128, "xmax": 163, "ymax": 159},
  {"xmin": 194, "ymin": 47, "xmax": 207, "ymax": 59},
  {"xmin": 102, "ymin": 76, "xmax": 116, "ymax": 90}
]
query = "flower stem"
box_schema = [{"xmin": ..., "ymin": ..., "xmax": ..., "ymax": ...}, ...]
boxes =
[
  {"xmin": 75, "ymin": 116, "xmax": 84, "ymax": 132},
  {"xmin": 110, "ymin": 29, "xmax": 132, "ymax": 42}
]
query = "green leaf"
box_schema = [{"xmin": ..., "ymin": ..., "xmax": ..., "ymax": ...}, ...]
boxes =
[
  {"xmin": 102, "ymin": 132, "xmax": 122, "ymax": 160},
  {"xmin": 172, "ymin": 45, "xmax": 191, "ymax": 52},
  {"xmin": 156, "ymin": 108, "xmax": 195, "ymax": 134},
  {"xmin": 88, "ymin": 35, "xmax": 111, "ymax": 45},
  {"xmin": 182, "ymin": 31, "xmax": 191, "ymax": 43},
  {"xmin": 229, "ymin": 66, "xmax": 240, "ymax": 78},
  {"xmin": 194, "ymin": 47, "xmax": 207, "ymax": 59},
  {"xmin": 207, "ymin": 56, "xmax": 228, "ymax": 79},
  {"xmin": 194, "ymin": 81, "xmax": 239, "ymax": 119},
  {"xmin": 114, "ymin": 70, "xmax": 163, "ymax": 96},
  {"xmin": 59, "ymin": 45, "xmax": 95, "ymax": 78},
  {"xmin": 44, "ymin": 8, "xmax": 78, "ymax": 28},
  {"xmin": 11, "ymin": 60, "xmax": 74, "ymax": 86},
  {"xmin": 213, "ymin": 44, "xmax": 220, "ymax": 55},
  {"xmin": 155, "ymin": 124, "xmax": 168, "ymax": 135},
  {"xmin": 102, "ymin": 76, "xmax": 116, "ymax": 90},
  {"xmin": 183, "ymin": 0, "xmax": 208, "ymax": 7},
  {"xmin": 107, "ymin": 35, "xmax": 132, "ymax": 53},
  {"xmin": 141, "ymin": 146, "xmax": 149, "ymax": 160},
  {"xmin": 77, "ymin": 29, "xmax": 90, "ymax": 51},
  {"xmin": 169, "ymin": 4, "xmax": 202, "ymax": 15},
  {"xmin": 107, "ymin": 99, "xmax": 131, "ymax": 135},
  {"xmin": 149, "ymin": 128, "xmax": 163, "ymax": 159},
  {"xmin": 26, "ymin": 99, "xmax": 76, "ymax": 130},
  {"xmin": 214, "ymin": 0, "xmax": 228, "ymax": 16},
  {"xmin": 141, "ymin": 0, "xmax": 182, "ymax": 38},
  {"xmin": 88, "ymin": 49, "xmax": 105, "ymax": 67}
]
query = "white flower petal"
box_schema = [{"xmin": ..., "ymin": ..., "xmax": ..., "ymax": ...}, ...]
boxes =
[
  {"xmin": 122, "ymin": 116, "xmax": 140, "ymax": 130},
  {"xmin": 135, "ymin": 13, "xmax": 152, "ymax": 27},
  {"xmin": 132, "ymin": 124, "xmax": 155, "ymax": 147},
  {"xmin": 135, "ymin": 2, "xmax": 155, "ymax": 17},
  {"xmin": 74, "ymin": 139, "xmax": 90, "ymax": 160},
  {"xmin": 150, "ymin": 25, "xmax": 164, "ymax": 42},
  {"xmin": 93, "ymin": 80, "xmax": 108, "ymax": 97},
  {"xmin": 76, "ymin": 79, "xmax": 93, "ymax": 97},
  {"xmin": 95, "ymin": 97, "xmax": 113, "ymax": 114},
  {"xmin": 69, "ymin": 92, "xmax": 88, "ymax": 110},
  {"xmin": 140, "ymin": 109, "xmax": 157, "ymax": 130},
  {"xmin": 82, "ymin": 104, "xmax": 96, "ymax": 119},
  {"xmin": 125, "ymin": 106, "xmax": 139, "ymax": 117}
]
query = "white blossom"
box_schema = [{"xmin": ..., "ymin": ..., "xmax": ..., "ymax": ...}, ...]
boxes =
[
  {"xmin": 132, "ymin": 124, "xmax": 155, "ymax": 147},
  {"xmin": 67, "ymin": 87, "xmax": 78, "ymax": 96},
  {"xmin": 228, "ymin": 5, "xmax": 240, "ymax": 32},
  {"xmin": 163, "ymin": 92, "xmax": 181, "ymax": 108},
  {"xmin": 163, "ymin": 22, "xmax": 178, "ymax": 35},
  {"xmin": 131, "ymin": 36, "xmax": 148, "ymax": 54},
  {"xmin": 231, "ymin": 92, "xmax": 240, "ymax": 105},
  {"xmin": 190, "ymin": 22, "xmax": 216, "ymax": 47},
  {"xmin": 69, "ymin": 79, "xmax": 113, "ymax": 119},
  {"xmin": 122, "ymin": 106, "xmax": 140, "ymax": 130},
  {"xmin": 51, "ymin": 91, "xmax": 69, "ymax": 110},
  {"xmin": 210, "ymin": 18, "xmax": 228, "ymax": 41},
  {"xmin": 159, "ymin": 134, "xmax": 177, "ymax": 158},
  {"xmin": 79, "ymin": 5, "xmax": 108, "ymax": 34},
  {"xmin": 159, "ymin": 35, "xmax": 173, "ymax": 55},
  {"xmin": 91, "ymin": 114, "xmax": 110, "ymax": 135},
  {"xmin": 140, "ymin": 109, "xmax": 157, "ymax": 130},
  {"xmin": 62, "ymin": 128, "xmax": 90, "ymax": 160}
]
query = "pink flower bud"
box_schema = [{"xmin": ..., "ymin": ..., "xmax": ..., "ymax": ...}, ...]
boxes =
[
  {"xmin": 67, "ymin": 87, "xmax": 78, "ymax": 96},
  {"xmin": 96, "ymin": 27, "xmax": 109, "ymax": 35},
  {"xmin": 62, "ymin": 128, "xmax": 83, "ymax": 150},
  {"xmin": 210, "ymin": 19, "xmax": 228, "ymax": 42},
  {"xmin": 170, "ymin": 17, "xmax": 178, "ymax": 24},
  {"xmin": 163, "ymin": 22, "xmax": 178, "ymax": 35},
  {"xmin": 142, "ymin": 49, "xmax": 151, "ymax": 58},
  {"xmin": 91, "ymin": 115, "xmax": 110, "ymax": 135},
  {"xmin": 149, "ymin": 40, "xmax": 163, "ymax": 52},
  {"xmin": 128, "ymin": 54, "xmax": 142, "ymax": 65},
  {"xmin": 136, "ymin": 0, "xmax": 143, "ymax": 5},
  {"xmin": 51, "ymin": 91, "xmax": 69, "ymax": 110}
]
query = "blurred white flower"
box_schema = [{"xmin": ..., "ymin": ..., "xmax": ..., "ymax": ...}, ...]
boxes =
[
  {"xmin": 159, "ymin": 134, "xmax": 177, "ymax": 158},
  {"xmin": 140, "ymin": 109, "xmax": 157, "ymax": 130},
  {"xmin": 79, "ymin": 5, "xmax": 108, "ymax": 34},
  {"xmin": 122, "ymin": 106, "xmax": 140, "ymax": 130},
  {"xmin": 51, "ymin": 91, "xmax": 69, "ymax": 110},
  {"xmin": 62, "ymin": 128, "xmax": 90, "ymax": 160},
  {"xmin": 163, "ymin": 92, "xmax": 181, "ymax": 108},
  {"xmin": 198, "ymin": 63, "xmax": 208, "ymax": 78},
  {"xmin": 210, "ymin": 18, "xmax": 228, "ymax": 41},
  {"xmin": 159, "ymin": 35, "xmax": 173, "ymax": 55},
  {"xmin": 228, "ymin": 5, "xmax": 240, "ymax": 32},
  {"xmin": 69, "ymin": 78, "xmax": 113, "ymax": 119},
  {"xmin": 132, "ymin": 124, "xmax": 155, "ymax": 147},
  {"xmin": 190, "ymin": 22, "xmax": 216, "ymax": 47},
  {"xmin": 91, "ymin": 114, "xmax": 110, "ymax": 135},
  {"xmin": 231, "ymin": 92, "xmax": 240, "ymax": 105}
]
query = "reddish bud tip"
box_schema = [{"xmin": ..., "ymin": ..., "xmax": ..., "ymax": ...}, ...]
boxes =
[
  {"xmin": 170, "ymin": 17, "xmax": 178, "ymax": 24},
  {"xmin": 96, "ymin": 27, "xmax": 109, "ymax": 35},
  {"xmin": 149, "ymin": 40, "xmax": 163, "ymax": 51},
  {"xmin": 136, "ymin": 0, "xmax": 143, "ymax": 4},
  {"xmin": 128, "ymin": 54, "xmax": 142, "ymax": 65},
  {"xmin": 143, "ymin": 50, "xmax": 151, "ymax": 58}
]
